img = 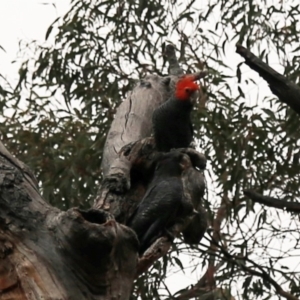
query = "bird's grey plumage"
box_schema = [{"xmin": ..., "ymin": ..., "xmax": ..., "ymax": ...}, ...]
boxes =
[{"xmin": 127, "ymin": 152, "xmax": 193, "ymax": 254}]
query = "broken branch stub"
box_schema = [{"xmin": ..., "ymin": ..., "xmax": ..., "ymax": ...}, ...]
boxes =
[
  {"xmin": 94, "ymin": 137, "xmax": 158, "ymax": 222},
  {"xmin": 164, "ymin": 43, "xmax": 184, "ymax": 76}
]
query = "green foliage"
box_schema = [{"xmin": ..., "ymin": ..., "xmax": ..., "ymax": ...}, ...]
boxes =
[{"xmin": 1, "ymin": 0, "xmax": 300, "ymax": 299}]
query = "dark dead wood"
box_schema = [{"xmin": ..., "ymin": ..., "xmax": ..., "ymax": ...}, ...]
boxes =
[
  {"xmin": 236, "ymin": 44, "xmax": 300, "ymax": 116},
  {"xmin": 0, "ymin": 140, "xmax": 138, "ymax": 300},
  {"xmin": 136, "ymin": 236, "xmax": 171, "ymax": 276},
  {"xmin": 244, "ymin": 190, "xmax": 300, "ymax": 212},
  {"xmin": 164, "ymin": 43, "xmax": 184, "ymax": 75}
]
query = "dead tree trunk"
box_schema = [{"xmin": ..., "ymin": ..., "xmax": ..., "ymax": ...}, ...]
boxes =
[{"xmin": 0, "ymin": 140, "xmax": 138, "ymax": 300}]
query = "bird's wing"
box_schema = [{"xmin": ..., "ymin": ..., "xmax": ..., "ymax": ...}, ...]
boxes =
[{"xmin": 128, "ymin": 179, "xmax": 183, "ymax": 235}]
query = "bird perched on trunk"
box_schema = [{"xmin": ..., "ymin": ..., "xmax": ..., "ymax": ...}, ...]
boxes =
[
  {"xmin": 127, "ymin": 151, "xmax": 194, "ymax": 254},
  {"xmin": 152, "ymin": 75, "xmax": 200, "ymax": 152}
]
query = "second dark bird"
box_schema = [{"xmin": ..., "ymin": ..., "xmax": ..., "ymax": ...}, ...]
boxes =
[{"xmin": 127, "ymin": 151, "xmax": 194, "ymax": 254}]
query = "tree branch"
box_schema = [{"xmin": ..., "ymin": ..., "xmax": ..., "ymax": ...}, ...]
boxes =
[
  {"xmin": 175, "ymin": 287, "xmax": 235, "ymax": 300},
  {"xmin": 236, "ymin": 44, "xmax": 300, "ymax": 116},
  {"xmin": 244, "ymin": 189, "xmax": 300, "ymax": 213}
]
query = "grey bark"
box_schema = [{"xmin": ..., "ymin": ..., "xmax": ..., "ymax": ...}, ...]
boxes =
[
  {"xmin": 100, "ymin": 74, "xmax": 174, "ymax": 182},
  {"xmin": 0, "ymin": 140, "xmax": 138, "ymax": 300}
]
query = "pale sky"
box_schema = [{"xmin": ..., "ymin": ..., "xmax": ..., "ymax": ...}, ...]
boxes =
[{"xmin": 0, "ymin": 0, "xmax": 70, "ymax": 81}]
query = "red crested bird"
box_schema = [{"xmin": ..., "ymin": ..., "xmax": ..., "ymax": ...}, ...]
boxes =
[{"xmin": 152, "ymin": 75, "xmax": 200, "ymax": 152}]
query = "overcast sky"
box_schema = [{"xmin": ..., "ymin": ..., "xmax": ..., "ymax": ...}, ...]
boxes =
[{"xmin": 0, "ymin": 0, "xmax": 69, "ymax": 81}]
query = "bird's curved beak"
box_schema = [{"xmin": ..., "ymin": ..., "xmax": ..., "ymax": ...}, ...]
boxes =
[{"xmin": 191, "ymin": 71, "xmax": 208, "ymax": 81}]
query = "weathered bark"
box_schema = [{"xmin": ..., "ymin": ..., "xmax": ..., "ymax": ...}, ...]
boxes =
[
  {"xmin": 95, "ymin": 137, "xmax": 158, "ymax": 223},
  {"xmin": 0, "ymin": 141, "xmax": 138, "ymax": 299},
  {"xmin": 94, "ymin": 72, "xmax": 175, "ymax": 220},
  {"xmin": 100, "ymin": 74, "xmax": 173, "ymax": 188},
  {"xmin": 236, "ymin": 44, "xmax": 300, "ymax": 116}
]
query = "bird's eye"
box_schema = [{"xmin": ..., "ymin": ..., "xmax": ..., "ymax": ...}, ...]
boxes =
[{"xmin": 185, "ymin": 87, "xmax": 191, "ymax": 94}]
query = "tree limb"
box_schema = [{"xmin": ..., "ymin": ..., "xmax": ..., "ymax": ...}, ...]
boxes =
[
  {"xmin": 236, "ymin": 44, "xmax": 300, "ymax": 116},
  {"xmin": 244, "ymin": 189, "xmax": 300, "ymax": 213},
  {"xmin": 175, "ymin": 287, "xmax": 235, "ymax": 300}
]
